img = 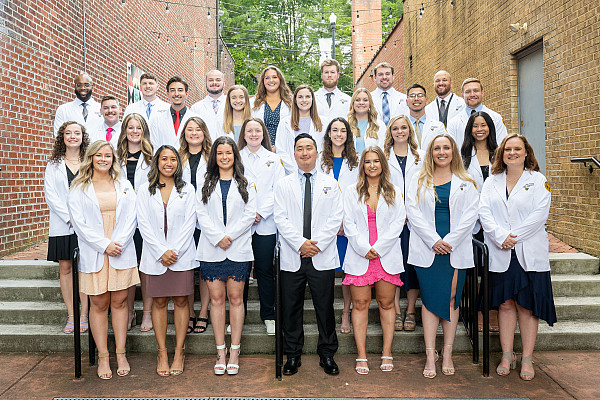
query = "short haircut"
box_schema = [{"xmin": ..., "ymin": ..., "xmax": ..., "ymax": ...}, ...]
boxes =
[
  {"xmin": 166, "ymin": 76, "xmax": 189, "ymax": 92},
  {"xmin": 374, "ymin": 62, "xmax": 394, "ymax": 75},
  {"xmin": 407, "ymin": 84, "xmax": 427, "ymax": 97},
  {"xmin": 100, "ymin": 95, "xmax": 118, "ymax": 106},
  {"xmin": 140, "ymin": 72, "xmax": 158, "ymax": 83},
  {"xmin": 294, "ymin": 132, "xmax": 317, "ymax": 150},
  {"xmin": 461, "ymin": 78, "xmax": 483, "ymax": 92},
  {"xmin": 320, "ymin": 59, "xmax": 340, "ymax": 73}
]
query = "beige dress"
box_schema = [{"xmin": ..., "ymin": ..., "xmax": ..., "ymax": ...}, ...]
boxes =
[{"xmin": 79, "ymin": 185, "xmax": 140, "ymax": 295}]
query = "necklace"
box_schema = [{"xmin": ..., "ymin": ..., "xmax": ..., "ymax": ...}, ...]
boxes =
[{"xmin": 65, "ymin": 158, "xmax": 80, "ymax": 163}]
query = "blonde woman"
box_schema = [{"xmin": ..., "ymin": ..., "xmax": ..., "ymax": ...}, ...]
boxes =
[
  {"xmin": 343, "ymin": 146, "xmax": 405, "ymax": 374},
  {"xmin": 382, "ymin": 115, "xmax": 424, "ymax": 332},
  {"xmin": 116, "ymin": 112, "xmax": 154, "ymax": 332},
  {"xmin": 347, "ymin": 88, "xmax": 386, "ymax": 153},
  {"xmin": 250, "ymin": 66, "xmax": 292, "ymax": 145},
  {"xmin": 405, "ymin": 134, "xmax": 478, "ymax": 378},
  {"xmin": 68, "ymin": 141, "xmax": 139, "ymax": 379},
  {"xmin": 220, "ymin": 85, "xmax": 252, "ymax": 142}
]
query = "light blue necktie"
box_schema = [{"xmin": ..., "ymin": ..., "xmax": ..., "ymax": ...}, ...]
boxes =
[
  {"xmin": 382, "ymin": 92, "xmax": 390, "ymax": 126},
  {"xmin": 146, "ymin": 103, "xmax": 153, "ymax": 119}
]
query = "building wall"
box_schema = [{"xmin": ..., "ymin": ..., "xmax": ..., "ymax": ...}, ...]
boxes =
[
  {"xmin": 0, "ymin": 0, "xmax": 234, "ymax": 256},
  {"xmin": 355, "ymin": 17, "xmax": 404, "ymax": 92},
  {"xmin": 352, "ymin": 0, "xmax": 383, "ymax": 85},
  {"xmin": 403, "ymin": 0, "xmax": 600, "ymax": 257}
]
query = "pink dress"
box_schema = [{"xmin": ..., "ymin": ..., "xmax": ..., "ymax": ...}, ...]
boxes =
[{"xmin": 342, "ymin": 205, "xmax": 404, "ymax": 287}]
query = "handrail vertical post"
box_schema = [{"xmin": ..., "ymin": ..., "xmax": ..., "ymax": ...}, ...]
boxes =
[
  {"xmin": 274, "ymin": 236, "xmax": 282, "ymax": 380},
  {"xmin": 72, "ymin": 247, "xmax": 82, "ymax": 379},
  {"xmin": 482, "ymin": 244, "xmax": 490, "ymax": 377}
]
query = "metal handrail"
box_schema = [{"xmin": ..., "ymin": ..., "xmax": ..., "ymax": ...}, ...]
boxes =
[
  {"xmin": 571, "ymin": 156, "xmax": 600, "ymax": 173},
  {"xmin": 72, "ymin": 247, "xmax": 95, "ymax": 380},
  {"xmin": 274, "ymin": 236, "xmax": 283, "ymax": 380}
]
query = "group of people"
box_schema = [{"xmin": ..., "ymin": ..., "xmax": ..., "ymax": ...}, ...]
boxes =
[{"xmin": 45, "ymin": 59, "xmax": 556, "ymax": 381}]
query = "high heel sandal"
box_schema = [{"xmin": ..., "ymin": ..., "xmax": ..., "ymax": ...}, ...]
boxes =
[
  {"xmin": 496, "ymin": 351, "xmax": 516, "ymax": 376},
  {"xmin": 140, "ymin": 310, "xmax": 153, "ymax": 332},
  {"xmin": 403, "ymin": 312, "xmax": 416, "ymax": 331},
  {"xmin": 80, "ymin": 314, "xmax": 89, "ymax": 333},
  {"xmin": 380, "ymin": 356, "xmax": 394, "ymax": 372},
  {"xmin": 355, "ymin": 358, "xmax": 369, "ymax": 375},
  {"xmin": 214, "ymin": 344, "xmax": 227, "ymax": 375},
  {"xmin": 423, "ymin": 348, "xmax": 438, "ymax": 379},
  {"xmin": 156, "ymin": 348, "xmax": 169, "ymax": 377},
  {"xmin": 63, "ymin": 315, "xmax": 75, "ymax": 334},
  {"xmin": 170, "ymin": 346, "xmax": 185, "ymax": 376},
  {"xmin": 520, "ymin": 355, "xmax": 535, "ymax": 381},
  {"xmin": 97, "ymin": 352, "xmax": 112, "ymax": 380},
  {"xmin": 441, "ymin": 344, "xmax": 455, "ymax": 376},
  {"xmin": 115, "ymin": 349, "xmax": 130, "ymax": 377},
  {"xmin": 227, "ymin": 344, "xmax": 241, "ymax": 375}
]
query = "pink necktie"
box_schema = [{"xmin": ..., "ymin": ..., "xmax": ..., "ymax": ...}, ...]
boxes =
[
  {"xmin": 106, "ymin": 127, "xmax": 113, "ymax": 142},
  {"xmin": 212, "ymin": 99, "xmax": 219, "ymax": 114}
]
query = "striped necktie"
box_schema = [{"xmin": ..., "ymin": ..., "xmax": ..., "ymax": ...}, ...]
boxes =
[{"xmin": 382, "ymin": 92, "xmax": 390, "ymax": 125}]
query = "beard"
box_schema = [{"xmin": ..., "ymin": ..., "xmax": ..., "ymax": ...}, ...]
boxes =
[
  {"xmin": 207, "ymin": 87, "xmax": 223, "ymax": 96},
  {"xmin": 435, "ymin": 86, "xmax": 451, "ymax": 97},
  {"xmin": 323, "ymin": 79, "xmax": 338, "ymax": 90},
  {"xmin": 75, "ymin": 89, "xmax": 93, "ymax": 102}
]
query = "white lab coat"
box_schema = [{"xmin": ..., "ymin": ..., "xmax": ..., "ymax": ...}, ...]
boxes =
[
  {"xmin": 354, "ymin": 121, "xmax": 387, "ymax": 150},
  {"xmin": 136, "ymin": 182, "xmax": 198, "ymax": 275},
  {"xmin": 44, "ymin": 160, "xmax": 75, "ymax": 237},
  {"xmin": 86, "ymin": 121, "xmax": 121, "ymax": 148},
  {"xmin": 120, "ymin": 156, "xmax": 151, "ymax": 193},
  {"xmin": 446, "ymin": 105, "xmax": 508, "ymax": 150},
  {"xmin": 249, "ymin": 98, "xmax": 292, "ymax": 125},
  {"xmin": 387, "ymin": 148, "xmax": 425, "ymax": 200},
  {"xmin": 479, "ymin": 170, "xmax": 551, "ymax": 273},
  {"xmin": 190, "ymin": 95, "xmax": 224, "ymax": 141},
  {"xmin": 316, "ymin": 153, "xmax": 359, "ymax": 197},
  {"xmin": 414, "ymin": 117, "xmax": 447, "ymax": 150},
  {"xmin": 342, "ymin": 184, "xmax": 406, "ymax": 276},
  {"xmin": 181, "ymin": 156, "xmax": 208, "ymax": 230},
  {"xmin": 195, "ymin": 179, "xmax": 257, "ymax": 262},
  {"xmin": 464, "ymin": 150, "xmax": 487, "ymax": 234},
  {"xmin": 405, "ymin": 174, "xmax": 479, "ymax": 269},
  {"xmin": 68, "ymin": 179, "xmax": 138, "ymax": 273},
  {"xmin": 276, "ymin": 118, "xmax": 326, "ymax": 175},
  {"xmin": 148, "ymin": 107, "xmax": 201, "ymax": 151},
  {"xmin": 240, "ymin": 146, "xmax": 285, "ymax": 235},
  {"xmin": 54, "ymin": 98, "xmax": 102, "ymax": 136},
  {"xmin": 314, "ymin": 87, "xmax": 352, "ymax": 122},
  {"xmin": 123, "ymin": 98, "xmax": 170, "ymax": 124},
  {"xmin": 273, "ymin": 171, "xmax": 343, "ymax": 272},
  {"xmin": 371, "ymin": 87, "xmax": 410, "ymax": 123},
  {"xmin": 424, "ymin": 93, "xmax": 466, "ymax": 126}
]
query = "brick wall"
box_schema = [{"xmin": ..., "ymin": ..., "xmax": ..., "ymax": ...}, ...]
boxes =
[
  {"xmin": 352, "ymin": 0, "xmax": 383, "ymax": 85},
  {"xmin": 403, "ymin": 0, "xmax": 600, "ymax": 257},
  {"xmin": 355, "ymin": 17, "xmax": 404, "ymax": 92},
  {"xmin": 0, "ymin": 0, "xmax": 234, "ymax": 256}
]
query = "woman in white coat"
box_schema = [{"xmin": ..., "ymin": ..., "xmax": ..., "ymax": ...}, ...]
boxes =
[
  {"xmin": 382, "ymin": 115, "xmax": 424, "ymax": 332},
  {"xmin": 116, "ymin": 112, "xmax": 154, "ymax": 332},
  {"xmin": 45, "ymin": 121, "xmax": 90, "ymax": 334},
  {"xmin": 238, "ymin": 118, "xmax": 285, "ymax": 335},
  {"xmin": 406, "ymin": 134, "xmax": 478, "ymax": 378},
  {"xmin": 276, "ymin": 84, "xmax": 325, "ymax": 174},
  {"xmin": 479, "ymin": 134, "xmax": 556, "ymax": 381},
  {"xmin": 347, "ymin": 88, "xmax": 386, "ymax": 153},
  {"xmin": 179, "ymin": 116, "xmax": 213, "ymax": 334},
  {"xmin": 69, "ymin": 140, "xmax": 139, "ymax": 379},
  {"xmin": 318, "ymin": 117, "xmax": 359, "ymax": 335},
  {"xmin": 219, "ymin": 85, "xmax": 252, "ymax": 142},
  {"xmin": 250, "ymin": 66, "xmax": 292, "ymax": 146},
  {"xmin": 137, "ymin": 144, "xmax": 197, "ymax": 377},
  {"xmin": 343, "ymin": 146, "xmax": 405, "ymax": 374},
  {"xmin": 196, "ymin": 136, "xmax": 256, "ymax": 375}
]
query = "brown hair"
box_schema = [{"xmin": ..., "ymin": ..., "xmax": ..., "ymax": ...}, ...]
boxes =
[
  {"xmin": 356, "ymin": 146, "xmax": 396, "ymax": 206},
  {"xmin": 100, "ymin": 95, "xmax": 118, "ymax": 107},
  {"xmin": 253, "ymin": 66, "xmax": 292, "ymax": 111},
  {"xmin": 490, "ymin": 133, "xmax": 539, "ymax": 174},
  {"xmin": 383, "ymin": 115, "xmax": 420, "ymax": 161},
  {"xmin": 140, "ymin": 72, "xmax": 158, "ymax": 83},
  {"xmin": 320, "ymin": 59, "xmax": 341, "ymax": 73},
  {"xmin": 116, "ymin": 113, "xmax": 153, "ymax": 167},
  {"xmin": 237, "ymin": 118, "xmax": 273, "ymax": 151},
  {"xmin": 50, "ymin": 121, "xmax": 90, "ymax": 164},
  {"xmin": 179, "ymin": 117, "xmax": 213, "ymax": 165},
  {"xmin": 320, "ymin": 117, "xmax": 358, "ymax": 173},
  {"xmin": 291, "ymin": 84, "xmax": 322, "ymax": 132},
  {"xmin": 373, "ymin": 62, "xmax": 394, "ymax": 76},
  {"xmin": 71, "ymin": 141, "xmax": 121, "ymax": 191},
  {"xmin": 461, "ymin": 77, "xmax": 484, "ymax": 92}
]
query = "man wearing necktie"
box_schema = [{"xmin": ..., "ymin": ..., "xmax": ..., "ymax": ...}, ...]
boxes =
[
  {"xmin": 370, "ymin": 62, "xmax": 409, "ymax": 126},
  {"xmin": 424, "ymin": 71, "xmax": 466, "ymax": 128},
  {"xmin": 274, "ymin": 133, "xmax": 343, "ymax": 376},
  {"xmin": 314, "ymin": 59, "xmax": 351, "ymax": 122},
  {"xmin": 87, "ymin": 95, "xmax": 122, "ymax": 147},
  {"xmin": 123, "ymin": 72, "xmax": 169, "ymax": 124},
  {"xmin": 405, "ymin": 84, "xmax": 446, "ymax": 150},
  {"xmin": 53, "ymin": 73, "xmax": 102, "ymax": 136},
  {"xmin": 190, "ymin": 70, "xmax": 225, "ymax": 141}
]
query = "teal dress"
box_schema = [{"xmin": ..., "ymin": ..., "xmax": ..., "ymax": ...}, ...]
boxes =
[{"xmin": 414, "ymin": 181, "xmax": 466, "ymax": 322}]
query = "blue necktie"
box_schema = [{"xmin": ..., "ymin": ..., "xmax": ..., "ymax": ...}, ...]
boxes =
[
  {"xmin": 146, "ymin": 103, "xmax": 153, "ymax": 119},
  {"xmin": 382, "ymin": 92, "xmax": 390, "ymax": 125}
]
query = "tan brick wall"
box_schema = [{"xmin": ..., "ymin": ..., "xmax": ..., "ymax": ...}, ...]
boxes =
[
  {"xmin": 0, "ymin": 0, "xmax": 234, "ymax": 256},
  {"xmin": 403, "ymin": 0, "xmax": 600, "ymax": 257},
  {"xmin": 352, "ymin": 0, "xmax": 383, "ymax": 84}
]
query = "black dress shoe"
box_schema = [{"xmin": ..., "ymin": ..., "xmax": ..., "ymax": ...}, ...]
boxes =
[
  {"xmin": 283, "ymin": 355, "xmax": 302, "ymax": 375},
  {"xmin": 319, "ymin": 356, "xmax": 340, "ymax": 375}
]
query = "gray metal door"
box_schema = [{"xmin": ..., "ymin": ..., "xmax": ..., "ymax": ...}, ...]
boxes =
[{"xmin": 517, "ymin": 43, "xmax": 546, "ymax": 173}]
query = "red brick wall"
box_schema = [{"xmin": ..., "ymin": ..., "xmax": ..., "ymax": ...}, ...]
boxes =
[
  {"xmin": 355, "ymin": 17, "xmax": 404, "ymax": 92},
  {"xmin": 352, "ymin": 0, "xmax": 383, "ymax": 85},
  {"xmin": 0, "ymin": 0, "xmax": 234, "ymax": 256}
]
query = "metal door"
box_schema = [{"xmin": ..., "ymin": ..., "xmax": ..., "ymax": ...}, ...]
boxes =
[{"xmin": 517, "ymin": 43, "xmax": 546, "ymax": 173}]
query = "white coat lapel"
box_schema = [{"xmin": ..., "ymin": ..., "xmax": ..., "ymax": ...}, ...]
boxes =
[
  {"xmin": 449, "ymin": 174, "xmax": 462, "ymax": 201},
  {"xmin": 492, "ymin": 172, "xmax": 508, "ymax": 205},
  {"xmin": 83, "ymin": 182, "xmax": 101, "ymax": 209},
  {"xmin": 312, "ymin": 173, "xmax": 326, "ymax": 212},
  {"xmin": 59, "ymin": 160, "xmax": 69, "ymax": 192},
  {"xmin": 115, "ymin": 180, "xmax": 128, "ymax": 216}
]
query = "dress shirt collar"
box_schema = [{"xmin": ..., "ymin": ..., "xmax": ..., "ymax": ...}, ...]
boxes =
[
  {"xmin": 409, "ymin": 114, "xmax": 427, "ymax": 124},
  {"xmin": 465, "ymin": 104, "xmax": 483, "ymax": 116},
  {"xmin": 170, "ymin": 106, "xmax": 187, "ymax": 117},
  {"xmin": 297, "ymin": 166, "xmax": 318, "ymax": 182},
  {"xmin": 373, "ymin": 87, "xmax": 396, "ymax": 97}
]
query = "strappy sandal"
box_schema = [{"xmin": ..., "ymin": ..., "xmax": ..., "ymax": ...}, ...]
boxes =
[
  {"xmin": 80, "ymin": 314, "xmax": 89, "ymax": 333},
  {"xmin": 97, "ymin": 352, "xmax": 112, "ymax": 380},
  {"xmin": 63, "ymin": 315, "xmax": 75, "ymax": 334},
  {"xmin": 355, "ymin": 358, "xmax": 369, "ymax": 375},
  {"xmin": 187, "ymin": 316, "xmax": 197, "ymax": 334},
  {"xmin": 496, "ymin": 351, "xmax": 516, "ymax": 376},
  {"xmin": 194, "ymin": 316, "xmax": 209, "ymax": 333},
  {"xmin": 380, "ymin": 356, "xmax": 394, "ymax": 372},
  {"xmin": 520, "ymin": 355, "xmax": 535, "ymax": 381},
  {"xmin": 156, "ymin": 348, "xmax": 169, "ymax": 377},
  {"xmin": 227, "ymin": 344, "xmax": 241, "ymax": 375},
  {"xmin": 340, "ymin": 310, "xmax": 351, "ymax": 334},
  {"xmin": 170, "ymin": 346, "xmax": 185, "ymax": 376},
  {"xmin": 442, "ymin": 344, "xmax": 455, "ymax": 376},
  {"xmin": 140, "ymin": 310, "xmax": 153, "ymax": 332},
  {"xmin": 423, "ymin": 348, "xmax": 438, "ymax": 379},
  {"xmin": 404, "ymin": 312, "xmax": 416, "ymax": 331},
  {"xmin": 115, "ymin": 349, "xmax": 130, "ymax": 377},
  {"xmin": 394, "ymin": 313, "xmax": 404, "ymax": 331},
  {"xmin": 214, "ymin": 344, "xmax": 227, "ymax": 375}
]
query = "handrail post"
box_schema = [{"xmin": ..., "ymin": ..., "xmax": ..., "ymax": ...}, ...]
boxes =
[
  {"xmin": 274, "ymin": 236, "xmax": 282, "ymax": 380},
  {"xmin": 72, "ymin": 248, "xmax": 82, "ymax": 380},
  {"xmin": 482, "ymin": 243, "xmax": 490, "ymax": 377}
]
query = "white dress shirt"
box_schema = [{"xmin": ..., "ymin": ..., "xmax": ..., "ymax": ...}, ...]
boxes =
[
  {"xmin": 314, "ymin": 87, "xmax": 352, "ymax": 122},
  {"xmin": 87, "ymin": 121, "xmax": 121, "ymax": 148},
  {"xmin": 54, "ymin": 98, "xmax": 102, "ymax": 136},
  {"xmin": 148, "ymin": 107, "xmax": 200, "ymax": 150},
  {"xmin": 123, "ymin": 97, "xmax": 170, "ymax": 123}
]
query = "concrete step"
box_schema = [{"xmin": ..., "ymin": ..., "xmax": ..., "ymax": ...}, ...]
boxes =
[
  {"xmin": 554, "ymin": 297, "xmax": 600, "ymax": 321},
  {"xmin": 550, "ymin": 275, "xmax": 600, "ymax": 297},
  {"xmin": 550, "ymin": 253, "xmax": 599, "ymax": 275}
]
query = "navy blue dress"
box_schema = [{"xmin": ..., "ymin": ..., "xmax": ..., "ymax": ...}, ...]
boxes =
[
  {"xmin": 333, "ymin": 157, "xmax": 348, "ymax": 272},
  {"xmin": 415, "ymin": 181, "xmax": 466, "ymax": 321},
  {"xmin": 398, "ymin": 155, "xmax": 419, "ymax": 291}
]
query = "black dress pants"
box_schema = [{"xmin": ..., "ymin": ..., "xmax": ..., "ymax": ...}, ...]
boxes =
[{"xmin": 281, "ymin": 257, "xmax": 338, "ymax": 358}]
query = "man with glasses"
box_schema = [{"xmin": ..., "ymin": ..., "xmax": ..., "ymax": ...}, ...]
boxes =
[
  {"xmin": 405, "ymin": 84, "xmax": 446, "ymax": 150},
  {"xmin": 53, "ymin": 74, "xmax": 102, "ymax": 136}
]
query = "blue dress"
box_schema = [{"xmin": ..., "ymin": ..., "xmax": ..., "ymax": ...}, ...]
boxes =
[
  {"xmin": 397, "ymin": 154, "xmax": 419, "ymax": 291},
  {"xmin": 415, "ymin": 181, "xmax": 466, "ymax": 321},
  {"xmin": 264, "ymin": 101, "xmax": 282, "ymax": 145},
  {"xmin": 333, "ymin": 157, "xmax": 348, "ymax": 272},
  {"xmin": 355, "ymin": 120, "xmax": 368, "ymax": 154}
]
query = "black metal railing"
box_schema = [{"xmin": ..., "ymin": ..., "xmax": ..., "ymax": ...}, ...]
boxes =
[
  {"xmin": 460, "ymin": 238, "xmax": 490, "ymax": 376},
  {"xmin": 274, "ymin": 239, "xmax": 283, "ymax": 380},
  {"xmin": 571, "ymin": 156, "xmax": 600, "ymax": 173},
  {"xmin": 72, "ymin": 247, "xmax": 95, "ymax": 380}
]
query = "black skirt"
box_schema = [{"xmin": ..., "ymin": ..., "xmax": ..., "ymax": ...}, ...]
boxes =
[
  {"xmin": 399, "ymin": 225, "xmax": 419, "ymax": 291},
  {"xmin": 47, "ymin": 233, "xmax": 78, "ymax": 262},
  {"xmin": 133, "ymin": 228, "xmax": 143, "ymax": 261}
]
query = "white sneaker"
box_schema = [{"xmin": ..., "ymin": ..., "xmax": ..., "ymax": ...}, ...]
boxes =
[
  {"xmin": 226, "ymin": 324, "xmax": 231, "ymax": 334},
  {"xmin": 265, "ymin": 319, "xmax": 275, "ymax": 336}
]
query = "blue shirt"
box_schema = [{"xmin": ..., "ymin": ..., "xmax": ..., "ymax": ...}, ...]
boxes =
[
  {"xmin": 409, "ymin": 114, "xmax": 427, "ymax": 131},
  {"xmin": 356, "ymin": 120, "xmax": 368, "ymax": 154},
  {"xmin": 465, "ymin": 104, "xmax": 483, "ymax": 117}
]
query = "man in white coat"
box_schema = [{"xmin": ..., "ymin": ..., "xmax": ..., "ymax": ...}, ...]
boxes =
[
  {"xmin": 370, "ymin": 62, "xmax": 409, "ymax": 126},
  {"xmin": 123, "ymin": 72, "xmax": 169, "ymax": 123},
  {"xmin": 406, "ymin": 84, "xmax": 446, "ymax": 150},
  {"xmin": 314, "ymin": 59, "xmax": 351, "ymax": 122},
  {"xmin": 87, "ymin": 95, "xmax": 122, "ymax": 148},
  {"xmin": 424, "ymin": 70, "xmax": 466, "ymax": 127},
  {"xmin": 190, "ymin": 70, "xmax": 224, "ymax": 140},
  {"xmin": 446, "ymin": 78, "xmax": 508, "ymax": 150},
  {"xmin": 53, "ymin": 73, "xmax": 102, "ymax": 136},
  {"xmin": 274, "ymin": 133, "xmax": 342, "ymax": 376}
]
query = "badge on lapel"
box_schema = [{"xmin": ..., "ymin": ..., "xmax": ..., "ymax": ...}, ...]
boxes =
[
  {"xmin": 265, "ymin": 160, "xmax": 274, "ymax": 167},
  {"xmin": 524, "ymin": 182, "xmax": 534, "ymax": 191},
  {"xmin": 323, "ymin": 186, "xmax": 332, "ymax": 194},
  {"xmin": 459, "ymin": 182, "xmax": 468, "ymax": 191}
]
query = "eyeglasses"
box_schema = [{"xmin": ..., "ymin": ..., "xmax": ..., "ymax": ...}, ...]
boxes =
[
  {"xmin": 75, "ymin": 83, "xmax": 92, "ymax": 88},
  {"xmin": 408, "ymin": 93, "xmax": 425, "ymax": 98}
]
